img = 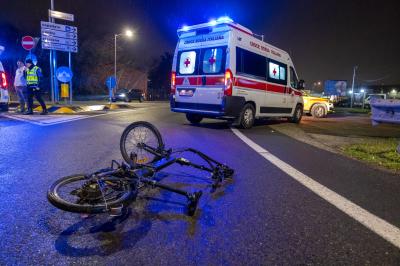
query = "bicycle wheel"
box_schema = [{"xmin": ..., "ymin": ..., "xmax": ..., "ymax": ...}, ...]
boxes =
[
  {"xmin": 120, "ymin": 121, "xmax": 164, "ymax": 165},
  {"xmin": 47, "ymin": 174, "xmax": 137, "ymax": 214}
]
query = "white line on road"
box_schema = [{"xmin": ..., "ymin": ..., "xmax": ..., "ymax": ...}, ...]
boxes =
[{"xmin": 231, "ymin": 128, "xmax": 400, "ymax": 249}]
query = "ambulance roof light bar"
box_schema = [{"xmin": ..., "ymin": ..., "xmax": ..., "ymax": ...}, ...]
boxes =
[{"xmin": 177, "ymin": 17, "xmax": 253, "ymax": 36}]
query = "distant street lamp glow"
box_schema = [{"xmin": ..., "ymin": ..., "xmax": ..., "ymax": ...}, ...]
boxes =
[
  {"xmin": 392, "ymin": 89, "xmax": 397, "ymax": 94},
  {"xmin": 360, "ymin": 89, "xmax": 365, "ymax": 93},
  {"xmin": 349, "ymin": 90, "xmax": 353, "ymax": 94},
  {"xmin": 125, "ymin": 30, "xmax": 133, "ymax": 37}
]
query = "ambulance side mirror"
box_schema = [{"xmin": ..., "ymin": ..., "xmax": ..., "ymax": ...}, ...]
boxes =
[{"xmin": 297, "ymin": 79, "xmax": 305, "ymax": 90}]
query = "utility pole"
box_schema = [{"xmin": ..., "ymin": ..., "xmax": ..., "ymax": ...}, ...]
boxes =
[
  {"xmin": 49, "ymin": 0, "xmax": 54, "ymax": 103},
  {"xmin": 114, "ymin": 34, "xmax": 117, "ymax": 96},
  {"xmin": 350, "ymin": 66, "xmax": 358, "ymax": 108}
]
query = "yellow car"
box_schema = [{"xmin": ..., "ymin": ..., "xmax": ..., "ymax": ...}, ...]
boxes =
[{"xmin": 302, "ymin": 92, "xmax": 334, "ymax": 118}]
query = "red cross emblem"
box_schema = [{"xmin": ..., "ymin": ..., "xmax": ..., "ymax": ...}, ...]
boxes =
[
  {"xmin": 273, "ymin": 68, "xmax": 277, "ymax": 76},
  {"xmin": 184, "ymin": 58, "xmax": 191, "ymax": 67},
  {"xmin": 209, "ymin": 57, "xmax": 216, "ymax": 65}
]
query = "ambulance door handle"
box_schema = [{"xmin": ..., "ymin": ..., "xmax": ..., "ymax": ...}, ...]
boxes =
[{"xmin": 202, "ymin": 76, "xmax": 206, "ymax": 86}]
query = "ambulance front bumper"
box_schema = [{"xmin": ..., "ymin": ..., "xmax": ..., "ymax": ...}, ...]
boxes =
[{"xmin": 170, "ymin": 95, "xmax": 245, "ymax": 118}]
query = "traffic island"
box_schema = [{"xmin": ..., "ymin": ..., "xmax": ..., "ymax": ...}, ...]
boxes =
[{"xmin": 9, "ymin": 101, "xmax": 133, "ymax": 114}]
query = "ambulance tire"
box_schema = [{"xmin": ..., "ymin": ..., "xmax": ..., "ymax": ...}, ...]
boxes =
[
  {"xmin": 238, "ymin": 103, "xmax": 255, "ymax": 129},
  {"xmin": 186, "ymin": 113, "xmax": 203, "ymax": 124},
  {"xmin": 311, "ymin": 104, "xmax": 327, "ymax": 118},
  {"xmin": 289, "ymin": 104, "xmax": 303, "ymax": 124}
]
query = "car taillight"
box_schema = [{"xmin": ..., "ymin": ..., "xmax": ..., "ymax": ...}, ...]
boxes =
[
  {"xmin": 224, "ymin": 69, "xmax": 233, "ymax": 96},
  {"xmin": 171, "ymin": 71, "xmax": 176, "ymax": 95},
  {"xmin": 0, "ymin": 72, "xmax": 6, "ymax": 88}
]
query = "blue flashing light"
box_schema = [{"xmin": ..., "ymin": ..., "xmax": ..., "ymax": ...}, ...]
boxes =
[
  {"xmin": 217, "ymin": 16, "xmax": 233, "ymax": 23},
  {"xmin": 181, "ymin": 25, "xmax": 190, "ymax": 31},
  {"xmin": 209, "ymin": 19, "xmax": 217, "ymax": 26}
]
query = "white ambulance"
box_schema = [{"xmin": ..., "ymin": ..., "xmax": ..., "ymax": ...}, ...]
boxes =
[
  {"xmin": 0, "ymin": 45, "xmax": 9, "ymax": 112},
  {"xmin": 170, "ymin": 17, "xmax": 304, "ymax": 128}
]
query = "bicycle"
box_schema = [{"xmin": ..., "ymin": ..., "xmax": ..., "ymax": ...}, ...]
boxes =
[{"xmin": 47, "ymin": 121, "xmax": 234, "ymax": 216}]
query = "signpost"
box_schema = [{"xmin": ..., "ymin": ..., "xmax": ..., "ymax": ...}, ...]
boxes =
[
  {"xmin": 21, "ymin": 36, "xmax": 35, "ymax": 51},
  {"xmin": 56, "ymin": 66, "xmax": 73, "ymax": 103},
  {"xmin": 41, "ymin": 22, "xmax": 78, "ymax": 53},
  {"xmin": 106, "ymin": 76, "xmax": 117, "ymax": 103},
  {"xmin": 41, "ymin": 18, "xmax": 78, "ymax": 103}
]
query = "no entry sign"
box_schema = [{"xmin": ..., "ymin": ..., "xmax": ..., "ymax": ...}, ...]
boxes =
[{"xmin": 21, "ymin": 36, "xmax": 35, "ymax": 50}]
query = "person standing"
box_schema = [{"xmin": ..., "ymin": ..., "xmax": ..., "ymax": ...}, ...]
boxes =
[
  {"xmin": 24, "ymin": 59, "xmax": 47, "ymax": 115},
  {"xmin": 14, "ymin": 59, "xmax": 27, "ymax": 113}
]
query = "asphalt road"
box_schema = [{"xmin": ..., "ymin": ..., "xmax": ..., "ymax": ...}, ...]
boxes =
[{"xmin": 0, "ymin": 102, "xmax": 399, "ymax": 265}]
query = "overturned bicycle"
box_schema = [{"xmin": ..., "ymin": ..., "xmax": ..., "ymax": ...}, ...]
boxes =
[{"xmin": 47, "ymin": 121, "xmax": 234, "ymax": 216}]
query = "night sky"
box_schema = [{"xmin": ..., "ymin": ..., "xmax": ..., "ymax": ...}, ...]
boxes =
[{"xmin": 1, "ymin": 0, "xmax": 400, "ymax": 88}]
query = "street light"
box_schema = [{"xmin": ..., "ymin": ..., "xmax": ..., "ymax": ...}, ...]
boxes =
[{"xmin": 114, "ymin": 29, "xmax": 134, "ymax": 99}]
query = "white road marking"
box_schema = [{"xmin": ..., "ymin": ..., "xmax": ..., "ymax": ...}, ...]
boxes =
[
  {"xmin": 0, "ymin": 110, "xmax": 135, "ymax": 126},
  {"xmin": 231, "ymin": 128, "xmax": 400, "ymax": 249}
]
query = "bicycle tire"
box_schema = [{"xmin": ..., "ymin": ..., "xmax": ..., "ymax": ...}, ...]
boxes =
[
  {"xmin": 120, "ymin": 121, "xmax": 164, "ymax": 165},
  {"xmin": 47, "ymin": 174, "xmax": 137, "ymax": 214}
]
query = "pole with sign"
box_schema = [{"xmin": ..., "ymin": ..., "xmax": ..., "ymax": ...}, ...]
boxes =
[{"xmin": 43, "ymin": 2, "xmax": 77, "ymax": 103}]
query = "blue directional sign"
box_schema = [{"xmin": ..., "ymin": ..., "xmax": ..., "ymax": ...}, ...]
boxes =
[
  {"xmin": 25, "ymin": 53, "xmax": 37, "ymax": 65},
  {"xmin": 56, "ymin": 66, "xmax": 73, "ymax": 83},
  {"xmin": 106, "ymin": 76, "xmax": 116, "ymax": 90}
]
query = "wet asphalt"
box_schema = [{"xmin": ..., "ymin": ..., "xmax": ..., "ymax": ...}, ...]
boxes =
[{"xmin": 0, "ymin": 103, "xmax": 399, "ymax": 265}]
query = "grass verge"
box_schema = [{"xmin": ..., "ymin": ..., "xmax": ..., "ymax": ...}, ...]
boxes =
[{"xmin": 342, "ymin": 138, "xmax": 400, "ymax": 171}]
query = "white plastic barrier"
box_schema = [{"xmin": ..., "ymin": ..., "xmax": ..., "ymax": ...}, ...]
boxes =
[
  {"xmin": 371, "ymin": 98, "xmax": 400, "ymax": 126},
  {"xmin": 370, "ymin": 98, "xmax": 400, "ymax": 153}
]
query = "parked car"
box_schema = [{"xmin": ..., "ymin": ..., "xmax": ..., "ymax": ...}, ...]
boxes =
[
  {"xmin": 0, "ymin": 46, "xmax": 9, "ymax": 112},
  {"xmin": 302, "ymin": 91, "xmax": 333, "ymax": 118},
  {"xmin": 364, "ymin": 94, "xmax": 386, "ymax": 108},
  {"xmin": 112, "ymin": 88, "xmax": 145, "ymax": 103}
]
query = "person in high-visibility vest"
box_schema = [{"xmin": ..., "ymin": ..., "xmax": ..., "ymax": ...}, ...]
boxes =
[{"xmin": 24, "ymin": 59, "xmax": 47, "ymax": 115}]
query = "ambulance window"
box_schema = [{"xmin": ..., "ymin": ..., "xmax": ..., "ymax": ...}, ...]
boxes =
[
  {"xmin": 202, "ymin": 47, "xmax": 224, "ymax": 74},
  {"xmin": 267, "ymin": 59, "xmax": 287, "ymax": 85},
  {"xmin": 290, "ymin": 67, "xmax": 298, "ymax": 88},
  {"xmin": 179, "ymin": 51, "xmax": 197, "ymax": 75},
  {"xmin": 236, "ymin": 47, "xmax": 266, "ymax": 79}
]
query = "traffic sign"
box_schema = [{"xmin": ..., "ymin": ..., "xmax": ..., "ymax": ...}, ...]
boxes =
[
  {"xmin": 41, "ymin": 21, "xmax": 78, "ymax": 53},
  {"xmin": 56, "ymin": 66, "xmax": 73, "ymax": 83},
  {"xmin": 48, "ymin": 10, "xmax": 74, "ymax": 22},
  {"xmin": 25, "ymin": 53, "xmax": 37, "ymax": 65},
  {"xmin": 42, "ymin": 42, "xmax": 78, "ymax": 53},
  {"xmin": 41, "ymin": 21, "xmax": 77, "ymax": 33},
  {"xmin": 22, "ymin": 36, "xmax": 35, "ymax": 50},
  {"xmin": 42, "ymin": 29, "xmax": 77, "ymax": 40},
  {"xmin": 106, "ymin": 76, "xmax": 116, "ymax": 90}
]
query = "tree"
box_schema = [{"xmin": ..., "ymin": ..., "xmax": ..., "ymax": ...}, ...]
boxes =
[{"xmin": 148, "ymin": 52, "xmax": 172, "ymax": 100}]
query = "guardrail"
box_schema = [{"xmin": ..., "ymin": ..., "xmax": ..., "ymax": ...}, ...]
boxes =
[{"xmin": 371, "ymin": 98, "xmax": 400, "ymax": 153}]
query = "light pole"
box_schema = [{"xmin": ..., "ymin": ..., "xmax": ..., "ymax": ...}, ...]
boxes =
[
  {"xmin": 114, "ymin": 29, "xmax": 133, "ymax": 98},
  {"xmin": 350, "ymin": 66, "xmax": 358, "ymax": 108}
]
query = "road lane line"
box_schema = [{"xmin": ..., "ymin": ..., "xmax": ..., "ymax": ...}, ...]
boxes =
[{"xmin": 231, "ymin": 128, "xmax": 400, "ymax": 249}]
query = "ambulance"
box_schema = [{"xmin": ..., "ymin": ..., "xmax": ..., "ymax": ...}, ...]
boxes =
[
  {"xmin": 0, "ymin": 45, "xmax": 9, "ymax": 112},
  {"xmin": 170, "ymin": 17, "xmax": 304, "ymax": 128}
]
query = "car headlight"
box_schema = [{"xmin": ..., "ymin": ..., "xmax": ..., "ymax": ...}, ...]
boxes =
[{"xmin": 119, "ymin": 93, "xmax": 126, "ymax": 97}]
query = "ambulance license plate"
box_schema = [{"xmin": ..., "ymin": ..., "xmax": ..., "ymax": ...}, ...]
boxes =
[{"xmin": 178, "ymin": 89, "xmax": 195, "ymax": 97}]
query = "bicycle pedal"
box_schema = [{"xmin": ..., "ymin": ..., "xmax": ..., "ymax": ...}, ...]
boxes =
[{"xmin": 109, "ymin": 205, "xmax": 123, "ymax": 217}]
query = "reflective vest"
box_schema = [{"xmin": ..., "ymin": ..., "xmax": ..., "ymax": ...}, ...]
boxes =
[{"xmin": 26, "ymin": 66, "xmax": 40, "ymax": 85}]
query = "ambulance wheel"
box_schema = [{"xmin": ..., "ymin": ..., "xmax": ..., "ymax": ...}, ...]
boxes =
[
  {"xmin": 238, "ymin": 103, "xmax": 255, "ymax": 129},
  {"xmin": 289, "ymin": 104, "xmax": 303, "ymax": 123},
  {"xmin": 311, "ymin": 104, "xmax": 327, "ymax": 118},
  {"xmin": 186, "ymin": 114, "xmax": 203, "ymax": 124}
]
